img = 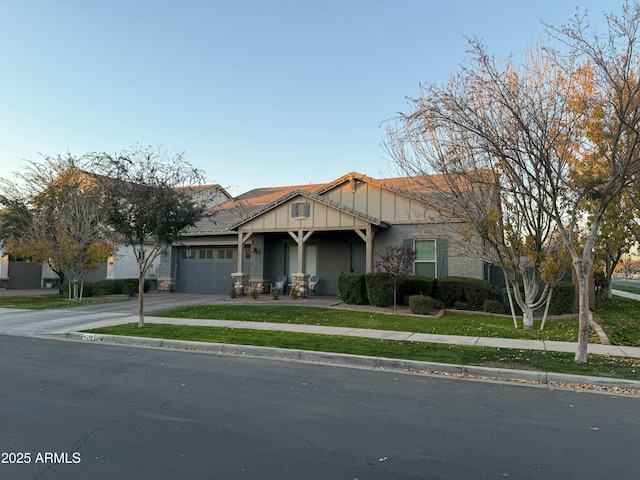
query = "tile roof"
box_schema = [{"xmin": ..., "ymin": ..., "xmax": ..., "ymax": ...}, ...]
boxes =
[{"xmin": 182, "ymin": 172, "xmax": 443, "ymax": 235}]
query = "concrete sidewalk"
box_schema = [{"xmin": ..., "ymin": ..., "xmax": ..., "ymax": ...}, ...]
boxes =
[{"xmin": 3, "ymin": 289, "xmax": 640, "ymax": 391}]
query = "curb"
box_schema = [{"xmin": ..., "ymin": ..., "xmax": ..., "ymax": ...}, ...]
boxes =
[{"xmin": 47, "ymin": 332, "xmax": 640, "ymax": 394}]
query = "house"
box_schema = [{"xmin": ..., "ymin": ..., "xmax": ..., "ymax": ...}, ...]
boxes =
[
  {"xmin": 0, "ymin": 184, "xmax": 232, "ymax": 290},
  {"xmin": 154, "ymin": 172, "xmax": 486, "ymax": 295}
]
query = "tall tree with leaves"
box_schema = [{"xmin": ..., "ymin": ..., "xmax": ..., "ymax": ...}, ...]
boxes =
[
  {"xmin": 89, "ymin": 145, "xmax": 207, "ymax": 327},
  {"xmin": 0, "ymin": 155, "xmax": 112, "ymax": 298}
]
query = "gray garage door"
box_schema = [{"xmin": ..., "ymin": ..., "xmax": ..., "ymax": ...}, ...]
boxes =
[
  {"xmin": 177, "ymin": 247, "xmax": 236, "ymax": 293},
  {"xmin": 8, "ymin": 260, "xmax": 42, "ymax": 289}
]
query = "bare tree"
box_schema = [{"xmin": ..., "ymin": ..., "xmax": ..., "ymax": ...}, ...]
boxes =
[
  {"xmin": 387, "ymin": 2, "xmax": 640, "ymax": 362},
  {"xmin": 385, "ymin": 44, "xmax": 568, "ymax": 330},
  {"xmin": 375, "ymin": 245, "xmax": 416, "ymax": 310},
  {"xmin": 88, "ymin": 145, "xmax": 207, "ymax": 327}
]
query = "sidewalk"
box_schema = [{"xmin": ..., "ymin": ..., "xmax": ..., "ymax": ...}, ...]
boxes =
[
  {"xmin": 3, "ymin": 289, "xmax": 640, "ymax": 391},
  {"xmin": 2, "ymin": 290, "xmax": 640, "ymax": 358}
]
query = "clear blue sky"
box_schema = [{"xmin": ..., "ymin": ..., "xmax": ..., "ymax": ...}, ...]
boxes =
[{"xmin": 0, "ymin": 0, "xmax": 615, "ymax": 195}]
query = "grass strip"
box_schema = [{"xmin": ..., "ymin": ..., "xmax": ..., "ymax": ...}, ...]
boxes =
[
  {"xmin": 86, "ymin": 323, "xmax": 640, "ymax": 381},
  {"xmin": 0, "ymin": 295, "xmax": 118, "ymax": 310},
  {"xmin": 151, "ymin": 305, "xmax": 582, "ymax": 342}
]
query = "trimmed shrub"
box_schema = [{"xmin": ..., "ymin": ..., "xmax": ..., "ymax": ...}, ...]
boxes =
[
  {"xmin": 437, "ymin": 277, "xmax": 466, "ymax": 307},
  {"xmin": 365, "ymin": 272, "xmax": 393, "ymax": 307},
  {"xmin": 409, "ymin": 295, "xmax": 443, "ymax": 315},
  {"xmin": 399, "ymin": 275, "xmax": 436, "ymax": 305},
  {"xmin": 483, "ymin": 299, "xmax": 505, "ymax": 314},
  {"xmin": 548, "ymin": 282, "xmax": 576, "ymax": 315},
  {"xmin": 454, "ymin": 301, "xmax": 470, "ymax": 310},
  {"xmin": 337, "ymin": 273, "xmax": 367, "ymax": 305},
  {"xmin": 91, "ymin": 279, "xmax": 125, "ymax": 295},
  {"xmin": 437, "ymin": 276, "xmax": 492, "ymax": 310},
  {"xmin": 123, "ymin": 278, "xmax": 151, "ymax": 297}
]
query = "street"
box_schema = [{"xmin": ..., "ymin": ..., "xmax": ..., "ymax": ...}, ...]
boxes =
[{"xmin": 1, "ymin": 334, "xmax": 639, "ymax": 479}]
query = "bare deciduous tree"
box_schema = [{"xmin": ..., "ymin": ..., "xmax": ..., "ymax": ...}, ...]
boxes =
[
  {"xmin": 88, "ymin": 145, "xmax": 207, "ymax": 327},
  {"xmin": 375, "ymin": 245, "xmax": 416, "ymax": 310},
  {"xmin": 387, "ymin": 2, "xmax": 640, "ymax": 362}
]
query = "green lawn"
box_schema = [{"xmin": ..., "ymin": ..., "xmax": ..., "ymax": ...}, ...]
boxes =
[
  {"xmin": 611, "ymin": 283, "xmax": 640, "ymax": 295},
  {"xmin": 150, "ymin": 304, "xmax": 583, "ymax": 342},
  {"xmin": 86, "ymin": 322, "xmax": 640, "ymax": 381},
  {"xmin": 6, "ymin": 292, "xmax": 640, "ymax": 381},
  {"xmin": 0, "ymin": 295, "xmax": 120, "ymax": 309}
]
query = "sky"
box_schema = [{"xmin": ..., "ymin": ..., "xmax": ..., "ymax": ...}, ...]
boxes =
[{"xmin": 0, "ymin": 0, "xmax": 616, "ymax": 196}]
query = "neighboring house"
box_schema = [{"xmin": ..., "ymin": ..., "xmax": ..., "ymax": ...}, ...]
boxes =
[
  {"xmin": 0, "ymin": 247, "xmax": 59, "ymax": 289},
  {"xmin": 154, "ymin": 172, "xmax": 486, "ymax": 296},
  {"xmin": 0, "ymin": 184, "xmax": 232, "ymax": 290}
]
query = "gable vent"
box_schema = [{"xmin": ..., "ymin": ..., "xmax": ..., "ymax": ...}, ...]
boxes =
[{"xmin": 291, "ymin": 202, "xmax": 311, "ymax": 218}]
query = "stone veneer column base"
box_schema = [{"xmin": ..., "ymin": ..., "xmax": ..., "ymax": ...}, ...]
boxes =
[
  {"xmin": 157, "ymin": 277, "xmax": 176, "ymax": 292},
  {"xmin": 232, "ymin": 273, "xmax": 250, "ymax": 295},
  {"xmin": 290, "ymin": 273, "xmax": 310, "ymax": 298}
]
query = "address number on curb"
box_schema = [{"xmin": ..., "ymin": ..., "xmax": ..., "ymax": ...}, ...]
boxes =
[{"xmin": 82, "ymin": 333, "xmax": 95, "ymax": 341}]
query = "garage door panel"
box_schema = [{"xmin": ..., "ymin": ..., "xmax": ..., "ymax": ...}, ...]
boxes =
[{"xmin": 177, "ymin": 247, "xmax": 236, "ymax": 293}]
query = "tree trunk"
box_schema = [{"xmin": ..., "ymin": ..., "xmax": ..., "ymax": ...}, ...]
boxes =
[
  {"xmin": 138, "ymin": 272, "xmax": 145, "ymax": 328},
  {"xmin": 574, "ymin": 262, "xmax": 591, "ymax": 364},
  {"xmin": 522, "ymin": 308, "xmax": 534, "ymax": 329}
]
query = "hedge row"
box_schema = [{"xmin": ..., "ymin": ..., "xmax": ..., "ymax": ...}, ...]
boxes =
[
  {"xmin": 337, "ymin": 273, "xmax": 575, "ymax": 315},
  {"xmin": 60, "ymin": 278, "xmax": 151, "ymax": 298}
]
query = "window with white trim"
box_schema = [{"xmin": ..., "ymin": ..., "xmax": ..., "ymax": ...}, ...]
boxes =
[{"xmin": 414, "ymin": 239, "xmax": 436, "ymax": 277}]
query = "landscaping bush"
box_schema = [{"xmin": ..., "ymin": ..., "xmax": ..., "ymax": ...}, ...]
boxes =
[
  {"xmin": 409, "ymin": 295, "xmax": 443, "ymax": 315},
  {"xmin": 454, "ymin": 301, "xmax": 470, "ymax": 310},
  {"xmin": 123, "ymin": 278, "xmax": 151, "ymax": 297},
  {"xmin": 483, "ymin": 299, "xmax": 505, "ymax": 314},
  {"xmin": 437, "ymin": 276, "xmax": 492, "ymax": 310},
  {"xmin": 60, "ymin": 281, "xmax": 95, "ymax": 298},
  {"xmin": 365, "ymin": 272, "xmax": 393, "ymax": 307},
  {"xmin": 337, "ymin": 273, "xmax": 367, "ymax": 305},
  {"xmin": 399, "ymin": 275, "xmax": 435, "ymax": 305},
  {"xmin": 547, "ymin": 282, "xmax": 576, "ymax": 315},
  {"xmin": 91, "ymin": 279, "xmax": 125, "ymax": 295}
]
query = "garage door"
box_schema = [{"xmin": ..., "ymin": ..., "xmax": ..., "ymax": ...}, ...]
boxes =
[
  {"xmin": 8, "ymin": 260, "xmax": 42, "ymax": 289},
  {"xmin": 177, "ymin": 247, "xmax": 236, "ymax": 293}
]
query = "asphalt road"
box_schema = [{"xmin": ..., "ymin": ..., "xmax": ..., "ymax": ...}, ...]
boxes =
[{"xmin": 1, "ymin": 335, "xmax": 639, "ymax": 480}]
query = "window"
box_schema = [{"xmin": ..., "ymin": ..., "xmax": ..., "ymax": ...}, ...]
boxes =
[
  {"xmin": 199, "ymin": 249, "xmax": 214, "ymax": 259},
  {"xmin": 217, "ymin": 249, "xmax": 233, "ymax": 260},
  {"xmin": 181, "ymin": 249, "xmax": 196, "ymax": 260},
  {"xmin": 414, "ymin": 239, "xmax": 436, "ymax": 277},
  {"xmin": 291, "ymin": 202, "xmax": 310, "ymax": 218}
]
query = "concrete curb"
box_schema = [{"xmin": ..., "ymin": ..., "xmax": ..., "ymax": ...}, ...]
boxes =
[{"xmin": 49, "ymin": 332, "xmax": 640, "ymax": 393}]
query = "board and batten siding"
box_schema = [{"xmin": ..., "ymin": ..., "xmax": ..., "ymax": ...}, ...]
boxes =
[
  {"xmin": 237, "ymin": 197, "xmax": 372, "ymax": 233},
  {"xmin": 322, "ymin": 181, "xmax": 445, "ymax": 224}
]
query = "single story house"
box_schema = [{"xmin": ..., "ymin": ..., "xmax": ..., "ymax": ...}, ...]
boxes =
[{"xmin": 153, "ymin": 172, "xmax": 486, "ymax": 296}]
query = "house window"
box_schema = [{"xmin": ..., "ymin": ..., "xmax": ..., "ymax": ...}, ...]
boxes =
[
  {"xmin": 291, "ymin": 202, "xmax": 310, "ymax": 218},
  {"xmin": 414, "ymin": 239, "xmax": 436, "ymax": 277}
]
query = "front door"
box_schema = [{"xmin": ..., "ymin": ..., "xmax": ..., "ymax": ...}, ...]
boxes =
[{"xmin": 350, "ymin": 242, "xmax": 366, "ymax": 273}]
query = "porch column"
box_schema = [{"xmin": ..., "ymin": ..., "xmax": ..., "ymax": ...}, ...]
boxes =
[
  {"xmin": 236, "ymin": 231, "xmax": 253, "ymax": 273},
  {"xmin": 288, "ymin": 229, "xmax": 314, "ymax": 273},
  {"xmin": 355, "ymin": 225, "xmax": 375, "ymax": 273}
]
